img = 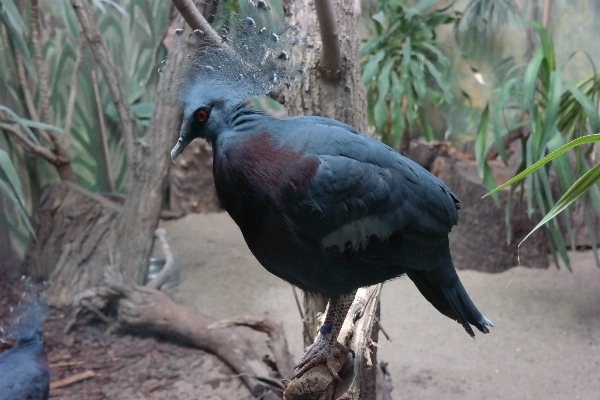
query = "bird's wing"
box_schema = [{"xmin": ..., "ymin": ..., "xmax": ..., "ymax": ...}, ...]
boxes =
[{"xmin": 281, "ymin": 117, "xmax": 459, "ymax": 270}]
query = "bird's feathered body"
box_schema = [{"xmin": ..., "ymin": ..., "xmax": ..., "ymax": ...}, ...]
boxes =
[
  {"xmin": 170, "ymin": 2, "xmax": 492, "ymax": 378},
  {"xmin": 0, "ymin": 336, "xmax": 49, "ymax": 400},
  {"xmin": 0, "ymin": 284, "xmax": 49, "ymax": 400},
  {"xmin": 203, "ymin": 104, "xmax": 491, "ymax": 336}
]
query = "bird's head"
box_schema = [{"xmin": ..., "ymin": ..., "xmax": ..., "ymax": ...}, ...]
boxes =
[
  {"xmin": 171, "ymin": 84, "xmax": 239, "ymax": 160},
  {"xmin": 170, "ymin": 1, "xmax": 311, "ymax": 161}
]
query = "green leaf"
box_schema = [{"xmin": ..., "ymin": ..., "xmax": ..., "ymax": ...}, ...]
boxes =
[
  {"xmin": 523, "ymin": 20, "xmax": 555, "ymax": 72},
  {"xmin": 546, "ymin": 134, "xmax": 573, "ymax": 194},
  {"xmin": 474, "ymin": 104, "xmax": 499, "ymax": 203},
  {"xmin": 362, "ymin": 50, "xmax": 385, "ymax": 85},
  {"xmin": 475, "ymin": 104, "xmax": 489, "ymax": 172},
  {"xmin": 372, "ymin": 11, "xmax": 386, "ymax": 28},
  {"xmin": 484, "ymin": 134, "xmax": 600, "ymax": 197},
  {"xmin": 564, "ymin": 82, "xmax": 600, "ymax": 136},
  {"xmin": 521, "ymin": 162, "xmax": 600, "ymax": 244},
  {"xmin": 522, "ymin": 48, "xmax": 544, "ymax": 110},
  {"xmin": 0, "ymin": 6, "xmax": 36, "ymax": 80},
  {"xmin": 131, "ymin": 102, "xmax": 152, "ymax": 119},
  {"xmin": 373, "ymin": 58, "xmax": 395, "ymax": 133},
  {"xmin": 390, "ymin": 71, "xmax": 405, "ymax": 148},
  {"xmin": 401, "ymin": 37, "xmax": 412, "ymax": 81},
  {"xmin": 539, "ymin": 71, "xmax": 562, "ymax": 150},
  {"xmin": 0, "ymin": 106, "xmax": 41, "ymax": 145},
  {"xmin": 418, "ymin": 108, "xmax": 434, "ymax": 141},
  {"xmin": 0, "ymin": 149, "xmax": 34, "ymax": 235},
  {"xmin": 410, "ymin": 59, "xmax": 426, "ymax": 100},
  {"xmin": 422, "ymin": 58, "xmax": 452, "ymax": 103},
  {"xmin": 492, "ymin": 78, "xmax": 519, "ymax": 164}
]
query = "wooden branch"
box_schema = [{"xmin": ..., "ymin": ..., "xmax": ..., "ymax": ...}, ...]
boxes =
[
  {"xmin": 344, "ymin": 285, "xmax": 382, "ymax": 399},
  {"xmin": 67, "ymin": 283, "xmax": 285, "ymax": 398},
  {"xmin": 542, "ymin": 0, "xmax": 552, "ymax": 28},
  {"xmin": 284, "ymin": 285, "xmax": 382, "ymax": 400},
  {"xmin": 49, "ymin": 361, "xmax": 85, "ymax": 368},
  {"xmin": 15, "ymin": 53, "xmax": 51, "ymax": 146},
  {"xmin": 71, "ymin": 0, "xmax": 140, "ymax": 160},
  {"xmin": 302, "ymin": 293, "xmax": 327, "ymax": 347},
  {"xmin": 50, "ymin": 371, "xmax": 95, "ymax": 389},
  {"xmin": 171, "ymin": 0, "xmax": 222, "ymax": 46},
  {"xmin": 315, "ymin": 0, "xmax": 342, "ymax": 80},
  {"xmin": 30, "ymin": 0, "xmax": 52, "ymax": 125},
  {"xmin": 209, "ymin": 315, "xmax": 296, "ymax": 379},
  {"xmin": 91, "ymin": 69, "xmax": 116, "ymax": 192},
  {"xmin": 291, "ymin": 286, "xmax": 312, "ymax": 346},
  {"xmin": 113, "ymin": 285, "xmax": 274, "ymax": 397},
  {"xmin": 145, "ymin": 228, "xmax": 175, "ymax": 290},
  {"xmin": 17, "ymin": 5, "xmax": 77, "ymax": 184},
  {"xmin": 0, "ymin": 123, "xmax": 59, "ymax": 163},
  {"xmin": 64, "ymin": 31, "xmax": 86, "ymax": 139}
]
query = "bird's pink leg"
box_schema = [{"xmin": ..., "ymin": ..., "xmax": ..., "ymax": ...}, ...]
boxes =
[{"xmin": 294, "ymin": 291, "xmax": 357, "ymax": 380}]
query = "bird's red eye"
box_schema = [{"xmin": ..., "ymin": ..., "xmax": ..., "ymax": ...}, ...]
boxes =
[{"xmin": 196, "ymin": 110, "xmax": 208, "ymax": 122}]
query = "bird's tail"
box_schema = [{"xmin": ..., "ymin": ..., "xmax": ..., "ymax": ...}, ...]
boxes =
[{"xmin": 406, "ymin": 249, "xmax": 494, "ymax": 337}]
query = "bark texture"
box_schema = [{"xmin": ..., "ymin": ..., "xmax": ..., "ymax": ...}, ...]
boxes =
[
  {"xmin": 283, "ymin": 0, "xmax": 369, "ymax": 340},
  {"xmin": 277, "ymin": 1, "xmax": 381, "ymax": 398},
  {"xmin": 24, "ymin": 8, "xmax": 185, "ymax": 298},
  {"xmin": 283, "ymin": 286, "xmax": 382, "ymax": 400},
  {"xmin": 282, "ymin": 0, "xmax": 368, "ymax": 133},
  {"xmin": 24, "ymin": 182, "xmax": 120, "ymax": 306},
  {"xmin": 169, "ymin": 140, "xmax": 221, "ymax": 214},
  {"xmin": 109, "ymin": 68, "xmax": 182, "ymax": 284},
  {"xmin": 0, "ymin": 196, "xmax": 21, "ymax": 279}
]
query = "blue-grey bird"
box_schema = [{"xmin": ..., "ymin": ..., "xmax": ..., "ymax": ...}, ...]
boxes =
[
  {"xmin": 0, "ymin": 284, "xmax": 49, "ymax": 400},
  {"xmin": 171, "ymin": 2, "xmax": 493, "ymax": 380}
]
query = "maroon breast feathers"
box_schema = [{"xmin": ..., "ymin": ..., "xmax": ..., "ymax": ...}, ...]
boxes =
[{"xmin": 214, "ymin": 133, "xmax": 319, "ymax": 226}]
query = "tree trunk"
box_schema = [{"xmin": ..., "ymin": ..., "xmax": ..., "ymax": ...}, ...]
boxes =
[
  {"xmin": 0, "ymin": 195, "xmax": 22, "ymax": 279},
  {"xmin": 24, "ymin": 9, "xmax": 185, "ymax": 300},
  {"xmin": 279, "ymin": 1, "xmax": 383, "ymax": 399},
  {"xmin": 24, "ymin": 182, "xmax": 120, "ymax": 306},
  {"xmin": 282, "ymin": 0, "xmax": 368, "ymax": 133},
  {"xmin": 169, "ymin": 139, "xmax": 221, "ymax": 214},
  {"xmin": 283, "ymin": 0, "xmax": 369, "ymax": 342},
  {"xmin": 102, "ymin": 11, "xmax": 186, "ymax": 285}
]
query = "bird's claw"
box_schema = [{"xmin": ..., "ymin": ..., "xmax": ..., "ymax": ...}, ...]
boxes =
[
  {"xmin": 293, "ymin": 333, "xmax": 354, "ymax": 380},
  {"xmin": 334, "ymin": 341, "xmax": 355, "ymax": 358}
]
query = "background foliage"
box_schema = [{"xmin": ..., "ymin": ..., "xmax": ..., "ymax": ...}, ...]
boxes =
[
  {"xmin": 0, "ymin": 0, "xmax": 170, "ymax": 255},
  {"xmin": 361, "ymin": 0, "xmax": 457, "ymax": 153}
]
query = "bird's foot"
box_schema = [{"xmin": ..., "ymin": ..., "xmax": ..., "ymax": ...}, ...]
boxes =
[{"xmin": 293, "ymin": 332, "xmax": 355, "ymax": 380}]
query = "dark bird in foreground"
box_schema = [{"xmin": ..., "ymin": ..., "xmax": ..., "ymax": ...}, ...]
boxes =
[
  {"xmin": 0, "ymin": 285, "xmax": 49, "ymax": 400},
  {"xmin": 171, "ymin": 11, "xmax": 493, "ymax": 380}
]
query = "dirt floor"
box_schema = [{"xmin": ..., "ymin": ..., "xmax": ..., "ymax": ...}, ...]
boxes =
[{"xmin": 1, "ymin": 212, "xmax": 599, "ymax": 399}]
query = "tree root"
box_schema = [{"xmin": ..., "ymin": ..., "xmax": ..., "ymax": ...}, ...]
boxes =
[{"xmin": 66, "ymin": 230, "xmax": 392, "ymax": 399}]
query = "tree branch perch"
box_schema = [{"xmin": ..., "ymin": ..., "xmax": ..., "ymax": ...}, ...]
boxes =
[{"xmin": 315, "ymin": 0, "xmax": 342, "ymax": 80}]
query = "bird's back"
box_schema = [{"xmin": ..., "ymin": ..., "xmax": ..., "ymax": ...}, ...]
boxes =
[
  {"xmin": 212, "ymin": 112, "xmax": 461, "ymax": 295},
  {"xmin": 0, "ymin": 338, "xmax": 49, "ymax": 400},
  {"xmin": 0, "ymin": 283, "xmax": 50, "ymax": 400}
]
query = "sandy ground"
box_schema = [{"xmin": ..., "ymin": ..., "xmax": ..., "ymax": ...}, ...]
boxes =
[{"xmin": 159, "ymin": 212, "xmax": 600, "ymax": 400}]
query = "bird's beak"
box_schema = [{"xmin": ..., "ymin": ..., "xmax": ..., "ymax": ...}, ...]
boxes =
[{"xmin": 171, "ymin": 139, "xmax": 187, "ymax": 162}]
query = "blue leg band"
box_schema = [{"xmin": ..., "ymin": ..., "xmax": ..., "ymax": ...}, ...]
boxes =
[{"xmin": 319, "ymin": 325, "xmax": 333, "ymax": 333}]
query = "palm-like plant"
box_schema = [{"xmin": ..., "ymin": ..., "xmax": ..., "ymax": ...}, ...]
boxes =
[
  {"xmin": 0, "ymin": 0, "xmax": 170, "ymax": 255},
  {"xmin": 476, "ymin": 22, "xmax": 600, "ymax": 269},
  {"xmin": 360, "ymin": 0, "xmax": 457, "ymax": 152}
]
